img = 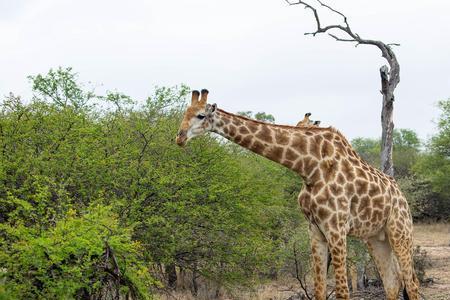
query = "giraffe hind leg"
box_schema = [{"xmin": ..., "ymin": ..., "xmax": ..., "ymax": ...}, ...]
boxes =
[
  {"xmin": 390, "ymin": 237, "xmax": 419, "ymax": 300},
  {"xmin": 387, "ymin": 218, "xmax": 420, "ymax": 300},
  {"xmin": 366, "ymin": 235, "xmax": 402, "ymax": 300}
]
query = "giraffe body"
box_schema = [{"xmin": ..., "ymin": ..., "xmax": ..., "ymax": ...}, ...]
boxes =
[{"xmin": 176, "ymin": 90, "xmax": 419, "ymax": 300}]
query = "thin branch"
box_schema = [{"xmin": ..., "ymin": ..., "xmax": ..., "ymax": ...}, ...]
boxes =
[
  {"xmin": 293, "ymin": 243, "xmax": 313, "ymax": 300},
  {"xmin": 326, "ymin": 288, "xmax": 335, "ymax": 299},
  {"xmin": 316, "ymin": 0, "xmax": 349, "ymax": 27},
  {"xmin": 286, "ymin": 0, "xmax": 400, "ymax": 65},
  {"xmin": 328, "ymin": 33, "xmax": 358, "ymax": 43}
]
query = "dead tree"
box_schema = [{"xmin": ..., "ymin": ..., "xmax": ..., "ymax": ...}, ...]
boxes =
[{"xmin": 286, "ymin": 0, "xmax": 400, "ymax": 176}]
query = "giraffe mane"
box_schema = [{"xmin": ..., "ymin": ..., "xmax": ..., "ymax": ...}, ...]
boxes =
[{"xmin": 218, "ymin": 108, "xmax": 345, "ymax": 137}]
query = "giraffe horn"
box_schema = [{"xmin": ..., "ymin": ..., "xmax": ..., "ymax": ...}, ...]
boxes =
[
  {"xmin": 199, "ymin": 89, "xmax": 209, "ymax": 104},
  {"xmin": 191, "ymin": 90, "xmax": 200, "ymax": 104}
]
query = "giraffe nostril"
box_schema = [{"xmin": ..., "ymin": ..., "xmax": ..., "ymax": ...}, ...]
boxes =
[{"xmin": 177, "ymin": 130, "xmax": 188, "ymax": 139}]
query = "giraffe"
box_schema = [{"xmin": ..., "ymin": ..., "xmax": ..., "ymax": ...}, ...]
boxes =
[
  {"xmin": 297, "ymin": 112, "xmax": 321, "ymax": 127},
  {"xmin": 297, "ymin": 115, "xmax": 362, "ymax": 292},
  {"xmin": 175, "ymin": 89, "xmax": 419, "ymax": 300}
]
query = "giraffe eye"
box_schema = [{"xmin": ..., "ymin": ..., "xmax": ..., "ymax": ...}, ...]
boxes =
[{"xmin": 197, "ymin": 114, "xmax": 206, "ymax": 120}]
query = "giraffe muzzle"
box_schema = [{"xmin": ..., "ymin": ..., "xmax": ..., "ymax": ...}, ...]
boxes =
[{"xmin": 176, "ymin": 130, "xmax": 187, "ymax": 146}]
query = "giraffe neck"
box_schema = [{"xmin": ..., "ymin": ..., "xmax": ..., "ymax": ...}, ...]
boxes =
[{"xmin": 211, "ymin": 109, "xmax": 337, "ymax": 182}]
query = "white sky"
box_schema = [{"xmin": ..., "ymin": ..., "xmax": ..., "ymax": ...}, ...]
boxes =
[{"xmin": 1, "ymin": 0, "xmax": 449, "ymax": 141}]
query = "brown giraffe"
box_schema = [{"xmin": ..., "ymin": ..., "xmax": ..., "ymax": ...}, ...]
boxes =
[{"xmin": 176, "ymin": 89, "xmax": 419, "ymax": 300}]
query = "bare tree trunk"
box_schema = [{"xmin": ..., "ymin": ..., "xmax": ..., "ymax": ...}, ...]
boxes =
[
  {"xmin": 380, "ymin": 74, "xmax": 394, "ymax": 175},
  {"xmin": 379, "ymin": 53, "xmax": 400, "ymax": 177},
  {"xmin": 192, "ymin": 265, "xmax": 198, "ymax": 297}
]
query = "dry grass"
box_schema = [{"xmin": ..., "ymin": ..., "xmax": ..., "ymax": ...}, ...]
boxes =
[
  {"xmin": 239, "ymin": 279, "xmax": 301, "ymax": 300},
  {"xmin": 413, "ymin": 222, "xmax": 450, "ymax": 300},
  {"xmin": 157, "ymin": 278, "xmax": 300, "ymax": 300},
  {"xmin": 414, "ymin": 222, "xmax": 450, "ymax": 247}
]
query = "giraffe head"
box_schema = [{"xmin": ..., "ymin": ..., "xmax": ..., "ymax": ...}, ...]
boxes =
[{"xmin": 176, "ymin": 89, "xmax": 217, "ymax": 146}]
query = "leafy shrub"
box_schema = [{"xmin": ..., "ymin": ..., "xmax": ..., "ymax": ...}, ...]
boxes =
[
  {"xmin": 0, "ymin": 67, "xmax": 306, "ymax": 297},
  {"xmin": 0, "ymin": 203, "xmax": 156, "ymax": 299}
]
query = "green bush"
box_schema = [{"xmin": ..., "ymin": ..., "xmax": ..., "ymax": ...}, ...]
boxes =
[
  {"xmin": 0, "ymin": 203, "xmax": 155, "ymax": 299},
  {"xmin": 0, "ymin": 67, "xmax": 306, "ymax": 297}
]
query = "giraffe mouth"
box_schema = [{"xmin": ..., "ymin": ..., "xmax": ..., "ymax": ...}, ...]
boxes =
[{"xmin": 176, "ymin": 133, "xmax": 187, "ymax": 147}]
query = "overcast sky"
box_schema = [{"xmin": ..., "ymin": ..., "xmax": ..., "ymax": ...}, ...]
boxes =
[{"xmin": 1, "ymin": 0, "xmax": 449, "ymax": 141}]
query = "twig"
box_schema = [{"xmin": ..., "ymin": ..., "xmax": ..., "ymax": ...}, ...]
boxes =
[{"xmin": 293, "ymin": 243, "xmax": 313, "ymax": 300}]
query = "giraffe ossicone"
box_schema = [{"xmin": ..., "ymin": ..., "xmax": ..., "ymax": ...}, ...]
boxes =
[{"xmin": 176, "ymin": 89, "xmax": 419, "ymax": 300}]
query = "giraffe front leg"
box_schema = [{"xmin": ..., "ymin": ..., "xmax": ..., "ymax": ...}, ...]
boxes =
[
  {"xmin": 309, "ymin": 225, "xmax": 328, "ymax": 300},
  {"xmin": 329, "ymin": 234, "xmax": 350, "ymax": 300}
]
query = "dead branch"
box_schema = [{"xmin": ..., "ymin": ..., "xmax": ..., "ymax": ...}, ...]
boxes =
[
  {"xmin": 286, "ymin": 0, "xmax": 400, "ymax": 176},
  {"xmin": 285, "ymin": 0, "xmax": 399, "ymax": 78}
]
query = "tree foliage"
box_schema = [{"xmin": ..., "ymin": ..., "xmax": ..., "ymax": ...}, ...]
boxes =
[
  {"xmin": 0, "ymin": 67, "xmax": 304, "ymax": 298},
  {"xmin": 351, "ymin": 128, "xmax": 421, "ymax": 178},
  {"xmin": 414, "ymin": 99, "xmax": 450, "ymax": 196},
  {"xmin": 351, "ymin": 124, "xmax": 449, "ymax": 220},
  {"xmin": 412, "ymin": 99, "xmax": 450, "ymax": 219},
  {"xmin": 237, "ymin": 111, "xmax": 275, "ymax": 123},
  {"xmin": 1, "ymin": 203, "xmax": 154, "ymax": 299}
]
